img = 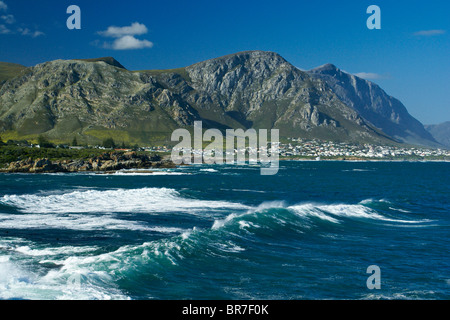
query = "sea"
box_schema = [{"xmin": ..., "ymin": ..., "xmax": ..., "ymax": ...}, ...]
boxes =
[{"xmin": 0, "ymin": 161, "xmax": 448, "ymax": 300}]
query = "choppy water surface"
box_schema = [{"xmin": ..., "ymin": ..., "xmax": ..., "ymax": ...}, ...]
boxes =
[{"xmin": 0, "ymin": 161, "xmax": 448, "ymax": 300}]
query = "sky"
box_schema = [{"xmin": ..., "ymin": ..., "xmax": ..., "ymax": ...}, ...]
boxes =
[{"xmin": 0, "ymin": 0, "xmax": 448, "ymax": 125}]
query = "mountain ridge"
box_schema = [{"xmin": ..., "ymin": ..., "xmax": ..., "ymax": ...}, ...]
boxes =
[
  {"xmin": 0, "ymin": 51, "xmax": 439, "ymax": 147},
  {"xmin": 74, "ymin": 57, "xmax": 127, "ymax": 70},
  {"xmin": 307, "ymin": 63, "xmax": 438, "ymax": 147},
  {"xmin": 425, "ymin": 121, "xmax": 450, "ymax": 148}
]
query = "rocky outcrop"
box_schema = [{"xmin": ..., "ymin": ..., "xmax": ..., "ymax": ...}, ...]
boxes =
[
  {"xmin": 2, "ymin": 157, "xmax": 65, "ymax": 173},
  {"xmin": 0, "ymin": 151, "xmax": 176, "ymax": 173}
]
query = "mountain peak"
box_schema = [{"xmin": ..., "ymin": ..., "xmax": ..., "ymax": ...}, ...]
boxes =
[
  {"xmin": 309, "ymin": 63, "xmax": 340, "ymax": 75},
  {"xmin": 216, "ymin": 50, "xmax": 284, "ymax": 59},
  {"xmin": 189, "ymin": 50, "xmax": 288, "ymax": 68},
  {"xmin": 307, "ymin": 62, "xmax": 437, "ymax": 146},
  {"xmin": 74, "ymin": 57, "xmax": 126, "ymax": 70}
]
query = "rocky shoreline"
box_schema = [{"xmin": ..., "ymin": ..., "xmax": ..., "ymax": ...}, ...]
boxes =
[{"xmin": 0, "ymin": 151, "xmax": 176, "ymax": 173}]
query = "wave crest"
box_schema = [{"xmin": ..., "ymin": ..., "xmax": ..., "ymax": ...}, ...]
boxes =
[{"xmin": 0, "ymin": 187, "xmax": 249, "ymax": 214}]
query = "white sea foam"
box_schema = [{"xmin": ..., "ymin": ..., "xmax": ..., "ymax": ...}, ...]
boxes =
[
  {"xmin": 211, "ymin": 200, "xmax": 430, "ymax": 231},
  {"xmin": 318, "ymin": 204, "xmax": 387, "ymax": 220},
  {"xmin": 0, "ymin": 254, "xmax": 129, "ymax": 300},
  {"xmin": 362, "ymin": 290, "xmax": 438, "ymax": 300},
  {"xmin": 212, "ymin": 213, "xmax": 239, "ymax": 230},
  {"xmin": 0, "ymin": 236, "xmax": 139, "ymax": 300},
  {"xmin": 360, "ymin": 198, "xmax": 391, "ymax": 205},
  {"xmin": 113, "ymin": 171, "xmax": 189, "ymax": 176},
  {"xmin": 0, "ymin": 255, "xmax": 37, "ymax": 299},
  {"xmin": 212, "ymin": 201, "xmax": 290, "ymax": 231},
  {"xmin": 0, "ymin": 212, "xmax": 194, "ymax": 232},
  {"xmin": 0, "ymin": 187, "xmax": 249, "ymax": 215},
  {"xmin": 388, "ymin": 207, "xmax": 411, "ymax": 213},
  {"xmin": 215, "ymin": 242, "xmax": 246, "ymax": 253},
  {"xmin": 342, "ymin": 169, "xmax": 374, "ymax": 172},
  {"xmin": 0, "ymin": 187, "xmax": 249, "ymax": 232},
  {"xmin": 0, "ymin": 212, "xmax": 183, "ymax": 231},
  {"xmin": 200, "ymin": 169, "xmax": 219, "ymax": 173},
  {"xmin": 289, "ymin": 204, "xmax": 340, "ymax": 223},
  {"xmin": 15, "ymin": 246, "xmax": 99, "ymax": 257},
  {"xmin": 317, "ymin": 203, "xmax": 430, "ymax": 224}
]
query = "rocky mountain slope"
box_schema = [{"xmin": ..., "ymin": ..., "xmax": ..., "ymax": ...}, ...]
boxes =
[
  {"xmin": 308, "ymin": 63, "xmax": 438, "ymax": 146},
  {"xmin": 0, "ymin": 51, "xmax": 438, "ymax": 147},
  {"xmin": 425, "ymin": 122, "xmax": 450, "ymax": 148}
]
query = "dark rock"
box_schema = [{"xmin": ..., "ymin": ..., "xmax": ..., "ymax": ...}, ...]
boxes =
[{"xmin": 0, "ymin": 151, "xmax": 176, "ymax": 174}]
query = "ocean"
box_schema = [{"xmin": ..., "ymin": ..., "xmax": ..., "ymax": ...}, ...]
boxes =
[{"xmin": 0, "ymin": 161, "xmax": 448, "ymax": 300}]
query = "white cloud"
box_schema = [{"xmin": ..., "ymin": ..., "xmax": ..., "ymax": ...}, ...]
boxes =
[
  {"xmin": 0, "ymin": 24, "xmax": 11, "ymax": 34},
  {"xmin": 413, "ymin": 29, "xmax": 446, "ymax": 36},
  {"xmin": 0, "ymin": 1, "xmax": 7, "ymax": 11},
  {"xmin": 31, "ymin": 30, "xmax": 44, "ymax": 37},
  {"xmin": 97, "ymin": 22, "xmax": 153, "ymax": 50},
  {"xmin": 110, "ymin": 35, "xmax": 153, "ymax": 50},
  {"xmin": 0, "ymin": 2, "xmax": 44, "ymax": 37},
  {"xmin": 18, "ymin": 27, "xmax": 44, "ymax": 38},
  {"xmin": 18, "ymin": 27, "xmax": 30, "ymax": 35},
  {"xmin": 98, "ymin": 22, "xmax": 148, "ymax": 38},
  {"xmin": 1, "ymin": 14, "xmax": 14, "ymax": 24},
  {"xmin": 354, "ymin": 72, "xmax": 388, "ymax": 80}
]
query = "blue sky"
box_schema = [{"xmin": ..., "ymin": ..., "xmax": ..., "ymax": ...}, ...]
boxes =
[{"xmin": 0, "ymin": 0, "xmax": 448, "ymax": 124}]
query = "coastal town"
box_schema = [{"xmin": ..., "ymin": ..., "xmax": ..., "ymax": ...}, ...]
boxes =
[
  {"xmin": 278, "ymin": 138, "xmax": 450, "ymax": 160},
  {"xmin": 1, "ymin": 136, "xmax": 449, "ymax": 173},
  {"xmin": 154, "ymin": 138, "xmax": 450, "ymax": 161}
]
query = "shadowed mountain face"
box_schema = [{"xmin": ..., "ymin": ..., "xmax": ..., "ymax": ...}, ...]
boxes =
[
  {"xmin": 425, "ymin": 122, "xmax": 450, "ymax": 148},
  {"xmin": 0, "ymin": 51, "xmax": 438, "ymax": 147},
  {"xmin": 75, "ymin": 57, "xmax": 127, "ymax": 70},
  {"xmin": 308, "ymin": 63, "xmax": 438, "ymax": 147}
]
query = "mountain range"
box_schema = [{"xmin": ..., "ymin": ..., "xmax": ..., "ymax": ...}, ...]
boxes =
[
  {"xmin": 425, "ymin": 122, "xmax": 450, "ymax": 148},
  {"xmin": 0, "ymin": 51, "xmax": 443, "ymax": 147}
]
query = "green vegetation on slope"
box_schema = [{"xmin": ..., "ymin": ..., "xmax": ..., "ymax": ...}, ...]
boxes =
[
  {"xmin": 0, "ymin": 62, "xmax": 28, "ymax": 83},
  {"xmin": 0, "ymin": 51, "xmax": 437, "ymax": 148},
  {"xmin": 0, "ymin": 145, "xmax": 106, "ymax": 166}
]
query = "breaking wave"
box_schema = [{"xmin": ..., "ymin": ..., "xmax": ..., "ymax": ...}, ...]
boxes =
[
  {"xmin": 0, "ymin": 187, "xmax": 249, "ymax": 214},
  {"xmin": 0, "ymin": 188, "xmax": 435, "ymax": 300}
]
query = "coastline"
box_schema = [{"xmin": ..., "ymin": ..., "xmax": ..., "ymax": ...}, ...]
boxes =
[
  {"xmin": 1, "ymin": 151, "xmax": 449, "ymax": 174},
  {"xmin": 281, "ymin": 158, "xmax": 450, "ymax": 163},
  {"xmin": 0, "ymin": 151, "xmax": 176, "ymax": 174}
]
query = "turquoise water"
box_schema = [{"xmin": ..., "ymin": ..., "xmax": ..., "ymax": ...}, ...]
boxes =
[{"xmin": 0, "ymin": 161, "xmax": 449, "ymax": 300}]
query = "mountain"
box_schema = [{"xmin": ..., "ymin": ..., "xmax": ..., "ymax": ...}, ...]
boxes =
[
  {"xmin": 0, "ymin": 51, "xmax": 436, "ymax": 147},
  {"xmin": 75, "ymin": 57, "xmax": 127, "ymax": 70},
  {"xmin": 425, "ymin": 122, "xmax": 450, "ymax": 148},
  {"xmin": 0, "ymin": 62, "xmax": 28, "ymax": 84},
  {"xmin": 308, "ymin": 63, "xmax": 438, "ymax": 147},
  {"xmin": 0, "ymin": 58, "xmax": 186, "ymax": 145}
]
